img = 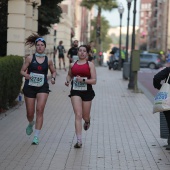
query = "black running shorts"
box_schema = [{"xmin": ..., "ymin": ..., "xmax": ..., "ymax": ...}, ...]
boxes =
[
  {"xmin": 58, "ymin": 54, "xmax": 64, "ymax": 58},
  {"xmin": 69, "ymin": 90, "xmax": 95, "ymax": 101},
  {"xmin": 22, "ymin": 83, "xmax": 50, "ymax": 98}
]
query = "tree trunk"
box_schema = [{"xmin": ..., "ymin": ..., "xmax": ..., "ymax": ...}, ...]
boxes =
[{"xmin": 96, "ymin": 6, "xmax": 101, "ymax": 54}]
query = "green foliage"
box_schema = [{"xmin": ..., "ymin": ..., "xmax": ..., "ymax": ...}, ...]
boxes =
[
  {"xmin": 0, "ymin": 56, "xmax": 23, "ymax": 109},
  {"xmin": 81, "ymin": 0, "xmax": 118, "ymax": 10},
  {"xmin": 110, "ymin": 31, "xmax": 127, "ymax": 47},
  {"xmin": 90, "ymin": 16, "xmax": 112, "ymax": 52},
  {"xmin": 38, "ymin": 0, "xmax": 63, "ymax": 36}
]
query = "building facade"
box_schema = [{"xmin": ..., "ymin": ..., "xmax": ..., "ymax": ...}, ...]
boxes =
[
  {"xmin": 147, "ymin": 0, "xmax": 170, "ymax": 52},
  {"xmin": 5, "ymin": 0, "xmax": 92, "ymax": 69},
  {"xmin": 139, "ymin": 0, "xmax": 152, "ymax": 50}
]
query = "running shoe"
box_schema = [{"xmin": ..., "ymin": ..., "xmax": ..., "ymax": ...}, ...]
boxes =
[
  {"xmin": 74, "ymin": 142, "xmax": 82, "ymax": 148},
  {"xmin": 83, "ymin": 120, "xmax": 90, "ymax": 131},
  {"xmin": 26, "ymin": 121, "xmax": 35, "ymax": 135},
  {"xmin": 32, "ymin": 136, "xmax": 39, "ymax": 145}
]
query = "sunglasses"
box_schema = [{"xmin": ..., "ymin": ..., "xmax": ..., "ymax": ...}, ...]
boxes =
[{"xmin": 35, "ymin": 38, "xmax": 45, "ymax": 42}]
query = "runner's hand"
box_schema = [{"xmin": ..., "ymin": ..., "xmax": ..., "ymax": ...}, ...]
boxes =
[
  {"xmin": 25, "ymin": 74, "xmax": 31, "ymax": 80},
  {"xmin": 51, "ymin": 78, "xmax": 55, "ymax": 84},
  {"xmin": 65, "ymin": 81, "xmax": 69, "ymax": 86}
]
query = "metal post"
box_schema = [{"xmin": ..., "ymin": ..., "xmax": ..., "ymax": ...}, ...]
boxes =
[
  {"xmin": 125, "ymin": 2, "xmax": 132, "ymax": 62},
  {"xmin": 128, "ymin": 0, "xmax": 137, "ymax": 89},
  {"xmin": 53, "ymin": 30, "xmax": 57, "ymax": 69},
  {"xmin": 118, "ymin": 13, "xmax": 123, "ymax": 70}
]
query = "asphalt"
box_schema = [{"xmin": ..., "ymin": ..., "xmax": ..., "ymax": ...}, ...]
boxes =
[{"xmin": 0, "ymin": 67, "xmax": 170, "ymax": 170}]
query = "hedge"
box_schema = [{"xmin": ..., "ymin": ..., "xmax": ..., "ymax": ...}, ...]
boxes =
[{"xmin": 0, "ymin": 55, "xmax": 23, "ymax": 109}]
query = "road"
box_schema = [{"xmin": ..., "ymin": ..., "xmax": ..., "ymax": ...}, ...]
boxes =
[{"xmin": 138, "ymin": 68, "xmax": 160, "ymax": 97}]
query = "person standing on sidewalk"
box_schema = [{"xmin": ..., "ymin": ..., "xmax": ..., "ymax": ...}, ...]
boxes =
[
  {"xmin": 65, "ymin": 45, "xmax": 97, "ymax": 148},
  {"xmin": 67, "ymin": 40, "xmax": 79, "ymax": 63},
  {"xmin": 153, "ymin": 67, "xmax": 170, "ymax": 150},
  {"xmin": 56, "ymin": 41, "xmax": 66, "ymax": 71},
  {"xmin": 20, "ymin": 34, "xmax": 56, "ymax": 145}
]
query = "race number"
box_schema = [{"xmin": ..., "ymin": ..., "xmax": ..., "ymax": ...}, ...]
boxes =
[
  {"xmin": 73, "ymin": 77, "xmax": 87, "ymax": 91},
  {"xmin": 28, "ymin": 72, "xmax": 44, "ymax": 87}
]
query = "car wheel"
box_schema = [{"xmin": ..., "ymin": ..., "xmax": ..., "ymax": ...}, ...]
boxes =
[{"xmin": 149, "ymin": 63, "xmax": 156, "ymax": 69}]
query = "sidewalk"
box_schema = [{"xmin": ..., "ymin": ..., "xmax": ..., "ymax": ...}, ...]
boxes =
[{"xmin": 0, "ymin": 67, "xmax": 170, "ymax": 170}]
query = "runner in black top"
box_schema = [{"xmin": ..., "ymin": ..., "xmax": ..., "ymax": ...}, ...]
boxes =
[
  {"xmin": 20, "ymin": 34, "xmax": 56, "ymax": 145},
  {"xmin": 56, "ymin": 41, "xmax": 66, "ymax": 70},
  {"xmin": 67, "ymin": 40, "xmax": 79, "ymax": 63}
]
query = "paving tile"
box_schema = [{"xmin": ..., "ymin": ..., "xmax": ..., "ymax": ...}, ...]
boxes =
[{"xmin": 0, "ymin": 68, "xmax": 170, "ymax": 170}]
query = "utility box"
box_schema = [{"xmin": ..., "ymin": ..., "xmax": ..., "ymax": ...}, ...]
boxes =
[{"xmin": 131, "ymin": 50, "xmax": 141, "ymax": 71}]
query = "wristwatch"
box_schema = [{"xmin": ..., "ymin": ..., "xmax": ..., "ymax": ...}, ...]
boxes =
[{"xmin": 83, "ymin": 78, "xmax": 86, "ymax": 82}]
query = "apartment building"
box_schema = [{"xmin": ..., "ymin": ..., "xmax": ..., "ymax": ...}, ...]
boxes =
[
  {"xmin": 139, "ymin": 0, "xmax": 152, "ymax": 50},
  {"xmin": 147, "ymin": 0, "xmax": 169, "ymax": 52}
]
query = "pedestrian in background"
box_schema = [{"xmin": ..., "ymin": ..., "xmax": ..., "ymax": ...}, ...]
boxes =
[
  {"xmin": 20, "ymin": 34, "xmax": 56, "ymax": 145},
  {"xmin": 56, "ymin": 41, "xmax": 66, "ymax": 71},
  {"xmin": 153, "ymin": 67, "xmax": 170, "ymax": 150},
  {"xmin": 65, "ymin": 45, "xmax": 97, "ymax": 148},
  {"xmin": 67, "ymin": 40, "xmax": 79, "ymax": 63}
]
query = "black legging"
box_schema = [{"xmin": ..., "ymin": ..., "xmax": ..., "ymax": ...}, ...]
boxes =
[{"xmin": 163, "ymin": 111, "xmax": 170, "ymax": 134}]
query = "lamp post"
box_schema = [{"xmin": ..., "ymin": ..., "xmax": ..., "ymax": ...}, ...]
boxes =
[
  {"xmin": 118, "ymin": 3, "xmax": 124, "ymax": 70},
  {"xmin": 53, "ymin": 24, "xmax": 57, "ymax": 69},
  {"xmin": 128, "ymin": 0, "xmax": 137, "ymax": 89},
  {"xmin": 125, "ymin": 0, "xmax": 133, "ymax": 62}
]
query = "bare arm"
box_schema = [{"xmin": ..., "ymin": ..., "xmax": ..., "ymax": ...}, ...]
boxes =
[
  {"xmin": 65, "ymin": 64, "xmax": 73, "ymax": 86},
  {"xmin": 48, "ymin": 59, "xmax": 57, "ymax": 84},
  {"xmin": 20, "ymin": 56, "xmax": 32, "ymax": 80}
]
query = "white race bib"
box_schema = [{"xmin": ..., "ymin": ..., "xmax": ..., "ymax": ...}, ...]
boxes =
[
  {"xmin": 28, "ymin": 72, "xmax": 44, "ymax": 87},
  {"xmin": 73, "ymin": 77, "xmax": 87, "ymax": 91}
]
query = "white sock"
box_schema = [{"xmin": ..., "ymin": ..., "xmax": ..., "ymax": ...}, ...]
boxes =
[
  {"xmin": 76, "ymin": 134, "xmax": 82, "ymax": 143},
  {"xmin": 34, "ymin": 129, "xmax": 40, "ymax": 137}
]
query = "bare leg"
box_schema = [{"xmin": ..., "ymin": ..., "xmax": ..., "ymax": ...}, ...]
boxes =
[
  {"xmin": 59, "ymin": 58, "xmax": 61, "ymax": 69},
  {"xmin": 82, "ymin": 101, "xmax": 92, "ymax": 122},
  {"xmin": 62, "ymin": 57, "xmax": 66, "ymax": 70},
  {"xmin": 71, "ymin": 96, "xmax": 83, "ymax": 140},
  {"xmin": 24, "ymin": 96, "xmax": 35, "ymax": 123},
  {"xmin": 35, "ymin": 93, "xmax": 49, "ymax": 130}
]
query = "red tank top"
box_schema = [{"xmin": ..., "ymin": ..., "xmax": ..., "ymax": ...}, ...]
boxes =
[{"xmin": 71, "ymin": 61, "xmax": 91, "ymax": 78}]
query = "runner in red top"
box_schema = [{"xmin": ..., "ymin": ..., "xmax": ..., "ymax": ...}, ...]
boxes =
[{"xmin": 65, "ymin": 45, "xmax": 97, "ymax": 148}]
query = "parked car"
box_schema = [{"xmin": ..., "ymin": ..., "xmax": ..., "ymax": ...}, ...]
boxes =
[{"xmin": 140, "ymin": 52, "xmax": 164, "ymax": 69}]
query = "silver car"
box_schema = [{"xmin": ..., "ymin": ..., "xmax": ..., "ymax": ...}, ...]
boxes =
[{"xmin": 140, "ymin": 52, "xmax": 164, "ymax": 69}]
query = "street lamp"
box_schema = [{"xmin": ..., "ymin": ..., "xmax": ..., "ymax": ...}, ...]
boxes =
[
  {"xmin": 128, "ymin": 0, "xmax": 137, "ymax": 89},
  {"xmin": 118, "ymin": 3, "xmax": 124, "ymax": 70},
  {"xmin": 125, "ymin": 0, "xmax": 133, "ymax": 62}
]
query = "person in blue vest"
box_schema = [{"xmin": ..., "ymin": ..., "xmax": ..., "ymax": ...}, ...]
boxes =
[
  {"xmin": 20, "ymin": 34, "xmax": 56, "ymax": 145},
  {"xmin": 56, "ymin": 41, "xmax": 66, "ymax": 71}
]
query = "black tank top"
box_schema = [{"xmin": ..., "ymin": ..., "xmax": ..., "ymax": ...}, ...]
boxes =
[{"xmin": 25, "ymin": 54, "xmax": 48, "ymax": 86}]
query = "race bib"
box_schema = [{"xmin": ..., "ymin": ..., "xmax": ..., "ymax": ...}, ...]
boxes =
[
  {"xmin": 28, "ymin": 72, "xmax": 44, "ymax": 87},
  {"xmin": 73, "ymin": 77, "xmax": 87, "ymax": 91}
]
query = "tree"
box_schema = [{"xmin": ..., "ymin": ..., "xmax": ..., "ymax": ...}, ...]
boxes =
[
  {"xmin": 38, "ymin": 0, "xmax": 64, "ymax": 36},
  {"xmin": 81, "ymin": 0, "xmax": 118, "ymax": 51},
  {"xmin": 91, "ymin": 16, "xmax": 112, "ymax": 52}
]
